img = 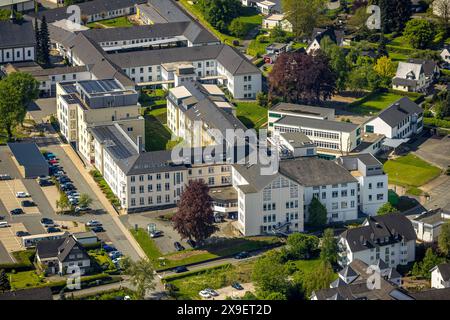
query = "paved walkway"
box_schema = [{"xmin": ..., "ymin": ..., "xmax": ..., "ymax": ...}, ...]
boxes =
[{"xmin": 59, "ymin": 143, "xmax": 147, "ymax": 260}]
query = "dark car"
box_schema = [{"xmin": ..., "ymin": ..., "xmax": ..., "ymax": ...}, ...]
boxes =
[
  {"xmin": 47, "ymin": 227, "xmax": 61, "ymax": 233},
  {"xmin": 16, "ymin": 231, "xmax": 30, "ymax": 237},
  {"xmin": 186, "ymin": 239, "xmax": 196, "ymax": 248},
  {"xmin": 103, "ymin": 244, "xmax": 116, "ymax": 253},
  {"xmin": 0, "ymin": 215, "xmax": 4, "ymax": 220},
  {"xmin": 173, "ymin": 266, "xmax": 188, "ymax": 273},
  {"xmin": 234, "ymin": 251, "xmax": 249, "ymax": 259},
  {"xmin": 231, "ymin": 282, "xmax": 244, "ymax": 290},
  {"xmin": 39, "ymin": 179, "xmax": 53, "ymax": 187},
  {"xmin": 10, "ymin": 208, "xmax": 24, "ymax": 215},
  {"xmin": 91, "ymin": 226, "xmax": 105, "ymax": 233},
  {"xmin": 21, "ymin": 200, "xmax": 36, "ymax": 207},
  {"xmin": 174, "ymin": 241, "xmax": 185, "ymax": 251}
]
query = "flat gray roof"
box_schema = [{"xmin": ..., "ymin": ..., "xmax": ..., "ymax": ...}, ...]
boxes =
[{"xmin": 275, "ymin": 115, "xmax": 358, "ymax": 133}]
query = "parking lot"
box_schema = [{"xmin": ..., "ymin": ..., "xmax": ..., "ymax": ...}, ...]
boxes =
[
  {"xmin": 0, "ymin": 180, "xmax": 40, "ymax": 215},
  {"xmin": 0, "ymin": 222, "xmax": 28, "ymax": 252}
]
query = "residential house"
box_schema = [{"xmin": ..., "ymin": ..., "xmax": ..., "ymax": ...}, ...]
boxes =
[
  {"xmin": 364, "ymin": 97, "xmax": 423, "ymax": 140},
  {"xmin": 241, "ymin": 0, "xmax": 281, "ymax": 15},
  {"xmin": 262, "ymin": 13, "xmax": 292, "ymax": 32},
  {"xmin": 392, "ymin": 61, "xmax": 427, "ymax": 92},
  {"xmin": 263, "ymin": 42, "xmax": 290, "ymax": 64},
  {"xmin": 407, "ymin": 58, "xmax": 440, "ymax": 85},
  {"xmin": 338, "ymin": 214, "xmax": 417, "ymax": 268},
  {"xmin": 311, "ymin": 259, "xmax": 410, "ymax": 300},
  {"xmin": 338, "ymin": 154, "xmax": 388, "ymax": 216},
  {"xmin": 411, "ymin": 208, "xmax": 450, "ymax": 242},
  {"xmin": 0, "ymin": 0, "xmax": 34, "ymax": 11},
  {"xmin": 431, "ymin": 263, "xmax": 450, "ymax": 289},
  {"xmin": 306, "ymin": 28, "xmax": 345, "ymax": 55},
  {"xmin": 440, "ymin": 47, "xmax": 450, "ymax": 64},
  {"xmin": 35, "ymin": 235, "xmax": 91, "ymax": 275},
  {"xmin": 0, "ymin": 20, "xmax": 36, "ymax": 64}
]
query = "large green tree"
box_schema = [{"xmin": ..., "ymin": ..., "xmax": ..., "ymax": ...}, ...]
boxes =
[
  {"xmin": 38, "ymin": 16, "xmax": 51, "ymax": 66},
  {"xmin": 286, "ymin": 233, "xmax": 319, "ymax": 260},
  {"xmin": 172, "ymin": 180, "xmax": 217, "ymax": 242},
  {"xmin": 403, "ymin": 19, "xmax": 437, "ymax": 49},
  {"xmin": 412, "ymin": 248, "xmax": 444, "ymax": 279},
  {"xmin": 320, "ymin": 228, "xmax": 338, "ymax": 265},
  {"xmin": 252, "ymin": 251, "xmax": 290, "ymax": 298},
  {"xmin": 294, "ymin": 261, "xmax": 335, "ymax": 298},
  {"xmin": 282, "ymin": 0, "xmax": 327, "ymax": 38},
  {"xmin": 0, "ymin": 81, "xmax": 25, "ymax": 140},
  {"xmin": 121, "ymin": 257, "xmax": 155, "ymax": 299},
  {"xmin": 198, "ymin": 0, "xmax": 241, "ymax": 33},
  {"xmin": 308, "ymin": 197, "xmax": 328, "ymax": 227},
  {"xmin": 377, "ymin": 202, "xmax": 398, "ymax": 216},
  {"xmin": 438, "ymin": 221, "xmax": 450, "ymax": 257},
  {"xmin": 320, "ymin": 37, "xmax": 349, "ymax": 92},
  {"xmin": 5, "ymin": 72, "xmax": 39, "ymax": 108}
]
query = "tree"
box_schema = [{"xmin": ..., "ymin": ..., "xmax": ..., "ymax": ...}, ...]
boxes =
[
  {"xmin": 403, "ymin": 19, "xmax": 437, "ymax": 49},
  {"xmin": 308, "ymin": 197, "xmax": 328, "ymax": 227},
  {"xmin": 438, "ymin": 221, "xmax": 450, "ymax": 257},
  {"xmin": 347, "ymin": 57, "xmax": 381, "ymax": 92},
  {"xmin": 376, "ymin": 36, "xmax": 389, "ymax": 59},
  {"xmin": 256, "ymin": 92, "xmax": 268, "ymax": 108},
  {"xmin": 372, "ymin": 0, "xmax": 411, "ymax": 33},
  {"xmin": 38, "ymin": 15, "xmax": 51, "ymax": 66},
  {"xmin": 377, "ymin": 202, "xmax": 398, "ymax": 216},
  {"xmin": 198, "ymin": 0, "xmax": 241, "ymax": 33},
  {"xmin": 320, "ymin": 228, "xmax": 338, "ymax": 265},
  {"xmin": 286, "ymin": 233, "xmax": 319, "ymax": 260},
  {"xmin": 320, "ymin": 37, "xmax": 349, "ymax": 92},
  {"xmin": 269, "ymin": 52, "xmax": 336, "ymax": 105},
  {"xmin": 434, "ymin": 0, "xmax": 450, "ymax": 32},
  {"xmin": 0, "ymin": 269, "xmax": 10, "ymax": 292},
  {"xmin": 228, "ymin": 18, "xmax": 250, "ymax": 38},
  {"xmin": 121, "ymin": 257, "xmax": 155, "ymax": 299},
  {"xmin": 34, "ymin": 17, "xmax": 41, "ymax": 63},
  {"xmin": 294, "ymin": 261, "xmax": 335, "ymax": 298},
  {"xmin": 5, "ymin": 72, "xmax": 39, "ymax": 109},
  {"xmin": 78, "ymin": 193, "xmax": 93, "ymax": 208},
  {"xmin": 172, "ymin": 180, "xmax": 218, "ymax": 242},
  {"xmin": 282, "ymin": 0, "xmax": 327, "ymax": 38},
  {"xmin": 0, "ymin": 80, "xmax": 24, "ymax": 140},
  {"xmin": 252, "ymin": 251, "xmax": 290, "ymax": 296},
  {"xmin": 373, "ymin": 56, "xmax": 396, "ymax": 88},
  {"xmin": 56, "ymin": 192, "xmax": 72, "ymax": 213},
  {"xmin": 412, "ymin": 248, "xmax": 444, "ymax": 279}
]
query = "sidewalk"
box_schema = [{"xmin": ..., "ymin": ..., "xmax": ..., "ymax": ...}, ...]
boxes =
[{"xmin": 59, "ymin": 143, "xmax": 147, "ymax": 260}]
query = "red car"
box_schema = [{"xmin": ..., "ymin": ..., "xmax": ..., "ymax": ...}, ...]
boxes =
[{"xmin": 48, "ymin": 159, "xmax": 58, "ymax": 165}]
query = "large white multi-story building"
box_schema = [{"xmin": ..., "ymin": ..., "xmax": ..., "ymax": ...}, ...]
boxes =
[
  {"xmin": 338, "ymin": 214, "xmax": 417, "ymax": 269},
  {"xmin": 338, "ymin": 154, "xmax": 388, "ymax": 216},
  {"xmin": 56, "ymin": 79, "xmax": 145, "ymax": 164},
  {"xmin": 364, "ymin": 97, "xmax": 423, "ymax": 140}
]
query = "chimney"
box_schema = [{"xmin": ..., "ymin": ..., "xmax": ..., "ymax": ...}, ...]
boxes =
[
  {"xmin": 359, "ymin": 235, "xmax": 364, "ymax": 244},
  {"xmin": 136, "ymin": 135, "xmax": 143, "ymax": 153}
]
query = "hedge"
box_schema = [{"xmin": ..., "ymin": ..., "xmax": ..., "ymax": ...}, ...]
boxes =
[
  {"xmin": 162, "ymin": 263, "xmax": 232, "ymax": 282},
  {"xmin": 44, "ymin": 273, "xmax": 120, "ymax": 293},
  {"xmin": 0, "ymin": 250, "xmax": 36, "ymax": 272},
  {"xmin": 424, "ymin": 117, "xmax": 450, "ymax": 129}
]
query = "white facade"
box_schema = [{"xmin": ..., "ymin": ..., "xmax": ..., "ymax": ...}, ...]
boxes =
[
  {"xmin": 431, "ymin": 264, "xmax": 450, "ymax": 289},
  {"xmin": 262, "ymin": 14, "xmax": 293, "ymax": 32},
  {"xmin": 364, "ymin": 113, "xmax": 423, "ymax": 139},
  {"xmin": 0, "ymin": 46, "xmax": 35, "ymax": 64}
]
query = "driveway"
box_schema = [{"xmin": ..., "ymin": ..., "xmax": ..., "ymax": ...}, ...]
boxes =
[
  {"xmin": 411, "ymin": 134, "xmax": 450, "ymax": 170},
  {"xmin": 27, "ymin": 98, "xmax": 56, "ymax": 123}
]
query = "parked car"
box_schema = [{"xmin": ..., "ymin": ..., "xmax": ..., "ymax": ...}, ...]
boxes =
[
  {"xmin": 231, "ymin": 282, "xmax": 243, "ymax": 290},
  {"xmin": 150, "ymin": 230, "xmax": 163, "ymax": 238},
  {"xmin": 91, "ymin": 226, "xmax": 105, "ymax": 233},
  {"xmin": 15, "ymin": 191, "xmax": 30, "ymax": 198},
  {"xmin": 109, "ymin": 251, "xmax": 122, "ymax": 259},
  {"xmin": 234, "ymin": 251, "xmax": 249, "ymax": 259},
  {"xmin": 39, "ymin": 179, "xmax": 53, "ymax": 187},
  {"xmin": 48, "ymin": 159, "xmax": 58, "ymax": 165},
  {"xmin": 173, "ymin": 266, "xmax": 188, "ymax": 273},
  {"xmin": 10, "ymin": 208, "xmax": 24, "ymax": 215},
  {"xmin": 0, "ymin": 222, "xmax": 10, "ymax": 228},
  {"xmin": 0, "ymin": 174, "xmax": 12, "ymax": 180},
  {"xmin": 205, "ymin": 288, "xmax": 219, "ymax": 296},
  {"xmin": 47, "ymin": 227, "xmax": 61, "ymax": 233},
  {"xmin": 199, "ymin": 290, "xmax": 211, "ymax": 299},
  {"xmin": 174, "ymin": 241, "xmax": 185, "ymax": 251},
  {"xmin": 21, "ymin": 200, "xmax": 36, "ymax": 207},
  {"xmin": 112, "ymin": 257, "xmax": 123, "ymax": 265},
  {"xmin": 0, "ymin": 215, "xmax": 4, "ymax": 221},
  {"xmin": 86, "ymin": 220, "xmax": 101, "ymax": 227},
  {"xmin": 103, "ymin": 244, "xmax": 116, "ymax": 252},
  {"xmin": 40, "ymin": 218, "xmax": 54, "ymax": 227},
  {"xmin": 16, "ymin": 231, "xmax": 30, "ymax": 237},
  {"xmin": 43, "ymin": 152, "xmax": 56, "ymax": 160},
  {"xmin": 69, "ymin": 198, "xmax": 79, "ymax": 205},
  {"xmin": 186, "ymin": 239, "xmax": 196, "ymax": 248},
  {"xmin": 75, "ymin": 206, "xmax": 90, "ymax": 213}
]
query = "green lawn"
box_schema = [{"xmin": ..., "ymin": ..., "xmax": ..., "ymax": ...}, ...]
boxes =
[
  {"xmin": 9, "ymin": 271, "xmax": 47, "ymax": 290},
  {"xmin": 139, "ymin": 89, "xmax": 167, "ymax": 109},
  {"xmin": 130, "ymin": 228, "xmax": 281, "ymax": 270},
  {"xmin": 349, "ymin": 91, "xmax": 413, "ymax": 115},
  {"xmin": 235, "ymin": 101, "xmax": 268, "ymax": 130},
  {"xmin": 384, "ymin": 154, "xmax": 442, "ymax": 188},
  {"xmin": 164, "ymin": 262, "xmax": 255, "ymax": 300},
  {"xmin": 87, "ymin": 16, "xmax": 134, "ymax": 28}
]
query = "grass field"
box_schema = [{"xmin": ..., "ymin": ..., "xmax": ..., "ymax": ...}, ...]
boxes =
[
  {"xmin": 130, "ymin": 228, "xmax": 281, "ymax": 270},
  {"xmin": 235, "ymin": 102, "xmax": 267, "ymax": 130},
  {"xmin": 384, "ymin": 154, "xmax": 441, "ymax": 187},
  {"xmin": 349, "ymin": 91, "xmax": 406, "ymax": 115},
  {"xmin": 9, "ymin": 271, "xmax": 46, "ymax": 290},
  {"xmin": 87, "ymin": 16, "xmax": 134, "ymax": 28},
  {"xmin": 164, "ymin": 262, "xmax": 255, "ymax": 299}
]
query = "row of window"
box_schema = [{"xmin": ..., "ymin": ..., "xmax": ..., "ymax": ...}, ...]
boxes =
[{"xmin": 130, "ymin": 194, "xmax": 171, "ymax": 207}]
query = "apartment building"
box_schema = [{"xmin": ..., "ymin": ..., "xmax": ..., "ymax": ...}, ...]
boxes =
[
  {"xmin": 89, "ymin": 123, "xmax": 233, "ymax": 212},
  {"xmin": 364, "ymin": 97, "xmax": 424, "ymax": 140},
  {"xmin": 81, "ymin": 22, "xmax": 220, "ymax": 52},
  {"xmin": 232, "ymin": 163, "xmax": 304, "ymax": 236},
  {"xmin": 0, "ymin": 20, "xmax": 36, "ymax": 64},
  {"xmin": 56, "ymin": 79, "xmax": 144, "ymax": 164},
  {"xmin": 107, "ymin": 44, "xmax": 262, "ymax": 99},
  {"xmin": 279, "ymin": 157, "xmax": 359, "ymax": 223},
  {"xmin": 338, "ymin": 214, "xmax": 417, "ymax": 269},
  {"xmin": 338, "ymin": 154, "xmax": 388, "ymax": 216},
  {"xmin": 167, "ymin": 82, "xmax": 246, "ymax": 148}
]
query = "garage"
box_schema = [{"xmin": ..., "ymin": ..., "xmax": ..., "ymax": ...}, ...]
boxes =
[{"xmin": 8, "ymin": 142, "xmax": 49, "ymax": 178}]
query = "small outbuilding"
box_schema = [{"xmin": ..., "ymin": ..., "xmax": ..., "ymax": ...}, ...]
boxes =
[{"xmin": 8, "ymin": 142, "xmax": 49, "ymax": 178}]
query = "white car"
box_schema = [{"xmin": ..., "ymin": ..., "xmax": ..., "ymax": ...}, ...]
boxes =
[
  {"xmin": 199, "ymin": 290, "xmax": 211, "ymax": 299},
  {"xmin": 15, "ymin": 191, "xmax": 30, "ymax": 198},
  {"xmin": 112, "ymin": 257, "xmax": 123, "ymax": 265},
  {"xmin": 205, "ymin": 288, "xmax": 219, "ymax": 297},
  {"xmin": 86, "ymin": 220, "xmax": 101, "ymax": 227}
]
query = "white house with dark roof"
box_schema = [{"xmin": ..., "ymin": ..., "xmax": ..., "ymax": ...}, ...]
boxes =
[
  {"xmin": 431, "ymin": 263, "xmax": 450, "ymax": 289},
  {"xmin": 364, "ymin": 97, "xmax": 423, "ymax": 140},
  {"xmin": 411, "ymin": 208, "xmax": 450, "ymax": 242},
  {"xmin": 338, "ymin": 214, "xmax": 417, "ymax": 269},
  {"xmin": 392, "ymin": 61, "xmax": 427, "ymax": 92},
  {"xmin": 306, "ymin": 28, "xmax": 345, "ymax": 55},
  {"xmin": 0, "ymin": 20, "xmax": 36, "ymax": 64}
]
